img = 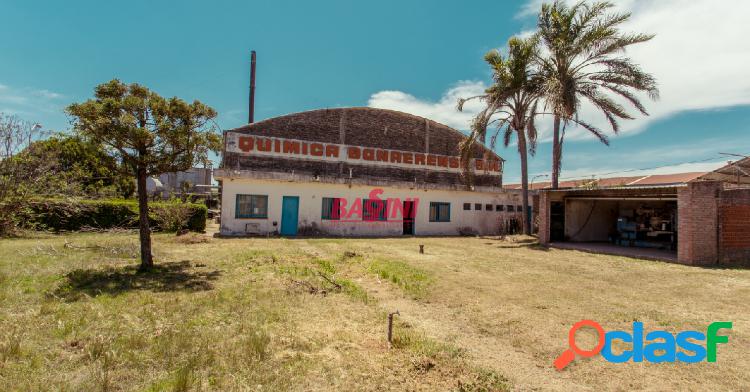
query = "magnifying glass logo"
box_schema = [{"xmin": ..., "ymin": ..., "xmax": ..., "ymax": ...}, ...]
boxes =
[{"xmin": 554, "ymin": 319, "xmax": 605, "ymax": 370}]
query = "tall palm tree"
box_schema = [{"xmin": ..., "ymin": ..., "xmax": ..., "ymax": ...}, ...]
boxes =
[
  {"xmin": 536, "ymin": 0, "xmax": 659, "ymax": 188},
  {"xmin": 459, "ymin": 36, "xmax": 541, "ymax": 235}
]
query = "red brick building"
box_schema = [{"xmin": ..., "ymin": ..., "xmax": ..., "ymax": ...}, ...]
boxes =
[{"xmin": 536, "ymin": 159, "xmax": 750, "ymax": 267}]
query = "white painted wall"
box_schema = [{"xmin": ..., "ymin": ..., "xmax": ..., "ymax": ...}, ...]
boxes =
[
  {"xmin": 565, "ymin": 199, "xmax": 618, "ymax": 242},
  {"xmin": 220, "ymin": 178, "xmax": 523, "ymax": 236}
]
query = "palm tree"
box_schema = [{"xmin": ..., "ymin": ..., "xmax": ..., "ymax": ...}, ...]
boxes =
[
  {"xmin": 536, "ymin": 1, "xmax": 659, "ymax": 188},
  {"xmin": 459, "ymin": 36, "xmax": 541, "ymax": 235}
]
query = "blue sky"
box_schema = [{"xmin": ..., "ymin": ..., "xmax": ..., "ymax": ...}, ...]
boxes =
[{"xmin": 2, "ymin": 0, "xmax": 749, "ymax": 183}]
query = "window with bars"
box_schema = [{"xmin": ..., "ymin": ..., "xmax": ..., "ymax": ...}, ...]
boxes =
[
  {"xmin": 236, "ymin": 194, "xmax": 268, "ymax": 218},
  {"xmin": 322, "ymin": 197, "xmax": 342, "ymax": 220},
  {"xmin": 363, "ymin": 199, "xmax": 387, "ymax": 221}
]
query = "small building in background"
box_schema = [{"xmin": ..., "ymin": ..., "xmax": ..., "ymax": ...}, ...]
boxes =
[
  {"xmin": 144, "ymin": 167, "xmax": 217, "ymax": 206},
  {"xmin": 158, "ymin": 167, "xmax": 213, "ymax": 196},
  {"xmin": 535, "ymin": 160, "xmax": 750, "ymax": 267},
  {"xmin": 145, "ymin": 176, "xmax": 165, "ymax": 198}
]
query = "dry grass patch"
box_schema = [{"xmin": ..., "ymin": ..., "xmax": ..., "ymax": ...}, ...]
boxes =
[
  {"xmin": 0, "ymin": 233, "xmax": 507, "ymax": 391},
  {"xmin": 297, "ymin": 236, "xmax": 750, "ymax": 391},
  {"xmin": 3, "ymin": 232, "xmax": 748, "ymax": 391}
]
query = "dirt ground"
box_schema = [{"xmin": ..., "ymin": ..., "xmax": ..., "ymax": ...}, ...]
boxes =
[{"xmin": 0, "ymin": 231, "xmax": 747, "ymax": 391}]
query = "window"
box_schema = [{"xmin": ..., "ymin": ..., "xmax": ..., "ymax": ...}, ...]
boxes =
[
  {"xmin": 430, "ymin": 202, "xmax": 451, "ymax": 222},
  {"xmin": 236, "ymin": 194, "xmax": 268, "ymax": 218},
  {"xmin": 506, "ymin": 205, "xmax": 514, "ymax": 212},
  {"xmin": 485, "ymin": 204, "xmax": 493, "ymax": 211},
  {"xmin": 474, "ymin": 203, "xmax": 482, "ymax": 210},
  {"xmin": 496, "ymin": 205, "xmax": 504, "ymax": 212},
  {"xmin": 517, "ymin": 205, "xmax": 523, "ymax": 212},
  {"xmin": 463, "ymin": 203, "xmax": 471, "ymax": 211},
  {"xmin": 322, "ymin": 197, "xmax": 342, "ymax": 220},
  {"xmin": 363, "ymin": 199, "xmax": 387, "ymax": 221}
]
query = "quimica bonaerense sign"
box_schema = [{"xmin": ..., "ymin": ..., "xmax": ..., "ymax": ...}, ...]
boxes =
[{"xmin": 225, "ymin": 132, "xmax": 502, "ymax": 175}]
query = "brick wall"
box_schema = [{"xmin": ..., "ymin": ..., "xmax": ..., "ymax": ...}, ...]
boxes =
[
  {"xmin": 538, "ymin": 191, "xmax": 550, "ymax": 244},
  {"xmin": 531, "ymin": 193, "xmax": 540, "ymax": 234},
  {"xmin": 223, "ymin": 107, "xmax": 503, "ymax": 187},
  {"xmin": 718, "ymin": 188, "xmax": 750, "ymax": 266},
  {"xmin": 677, "ymin": 181, "xmax": 720, "ymax": 266}
]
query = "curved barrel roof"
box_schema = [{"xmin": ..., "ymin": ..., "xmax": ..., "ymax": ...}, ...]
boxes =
[{"xmin": 223, "ymin": 107, "xmax": 503, "ymax": 187}]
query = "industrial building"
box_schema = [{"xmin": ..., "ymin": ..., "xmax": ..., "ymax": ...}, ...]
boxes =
[
  {"xmin": 145, "ymin": 167, "xmax": 216, "ymax": 199},
  {"xmin": 215, "ymin": 107, "xmax": 524, "ymax": 237},
  {"xmin": 536, "ymin": 160, "xmax": 750, "ymax": 266}
]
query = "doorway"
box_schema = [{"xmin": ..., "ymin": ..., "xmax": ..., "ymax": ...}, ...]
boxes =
[
  {"xmin": 280, "ymin": 196, "xmax": 299, "ymax": 236},
  {"xmin": 550, "ymin": 201, "xmax": 565, "ymax": 241},
  {"xmin": 402, "ymin": 200, "xmax": 415, "ymax": 235}
]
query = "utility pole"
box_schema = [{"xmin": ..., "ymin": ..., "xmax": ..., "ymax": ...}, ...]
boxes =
[{"xmin": 249, "ymin": 50, "xmax": 257, "ymax": 124}]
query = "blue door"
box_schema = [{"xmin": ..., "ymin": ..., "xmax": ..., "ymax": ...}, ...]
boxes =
[{"xmin": 280, "ymin": 196, "xmax": 299, "ymax": 236}]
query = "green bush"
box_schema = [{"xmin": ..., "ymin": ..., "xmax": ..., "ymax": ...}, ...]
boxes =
[{"xmin": 19, "ymin": 199, "xmax": 207, "ymax": 233}]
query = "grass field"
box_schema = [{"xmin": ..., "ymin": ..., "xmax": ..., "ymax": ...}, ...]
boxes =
[{"xmin": 0, "ymin": 230, "xmax": 747, "ymax": 391}]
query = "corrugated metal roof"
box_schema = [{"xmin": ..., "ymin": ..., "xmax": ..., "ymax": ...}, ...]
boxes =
[
  {"xmin": 505, "ymin": 154, "xmax": 750, "ymax": 190},
  {"xmin": 545, "ymin": 184, "xmax": 683, "ymax": 192},
  {"xmin": 505, "ymin": 172, "xmax": 707, "ymax": 190},
  {"xmin": 697, "ymin": 157, "xmax": 750, "ymax": 185},
  {"xmin": 629, "ymin": 172, "xmax": 706, "ymax": 185}
]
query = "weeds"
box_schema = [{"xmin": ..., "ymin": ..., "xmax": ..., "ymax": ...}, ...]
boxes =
[
  {"xmin": 0, "ymin": 334, "xmax": 22, "ymax": 362},
  {"xmin": 391, "ymin": 321, "xmax": 463, "ymax": 359},
  {"xmin": 171, "ymin": 360, "xmax": 196, "ymax": 392},
  {"xmin": 172, "ymin": 233, "xmax": 211, "ymax": 245},
  {"xmin": 368, "ymin": 258, "xmax": 431, "ymax": 298},
  {"xmin": 456, "ymin": 368, "xmax": 511, "ymax": 392},
  {"xmin": 243, "ymin": 329, "xmax": 271, "ymax": 361},
  {"xmin": 63, "ymin": 240, "xmax": 139, "ymax": 258},
  {"xmin": 336, "ymin": 278, "xmax": 370, "ymax": 303},
  {"xmin": 278, "ymin": 257, "xmax": 369, "ymax": 302}
]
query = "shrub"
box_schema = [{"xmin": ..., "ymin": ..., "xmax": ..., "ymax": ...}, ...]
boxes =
[
  {"xmin": 18, "ymin": 199, "xmax": 207, "ymax": 232},
  {"xmin": 150, "ymin": 203, "xmax": 196, "ymax": 232}
]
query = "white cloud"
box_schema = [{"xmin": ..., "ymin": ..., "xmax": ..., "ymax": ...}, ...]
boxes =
[
  {"xmin": 34, "ymin": 89, "xmax": 63, "ymax": 100},
  {"xmin": 561, "ymin": 0, "xmax": 750, "ymax": 140},
  {"xmin": 0, "ymin": 83, "xmax": 65, "ymax": 121},
  {"xmin": 367, "ymin": 80, "xmax": 488, "ymax": 131},
  {"xmin": 515, "ymin": 0, "xmax": 545, "ymax": 19},
  {"xmin": 367, "ymin": 0, "xmax": 750, "ymax": 143}
]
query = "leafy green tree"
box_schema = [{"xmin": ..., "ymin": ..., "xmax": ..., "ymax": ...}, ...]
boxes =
[
  {"xmin": 68, "ymin": 80, "xmax": 220, "ymax": 270},
  {"xmin": 536, "ymin": 1, "xmax": 659, "ymax": 188},
  {"xmin": 459, "ymin": 37, "xmax": 542, "ymax": 235},
  {"xmin": 25, "ymin": 134, "xmax": 135, "ymax": 198},
  {"xmin": 0, "ymin": 113, "xmax": 51, "ymax": 236}
]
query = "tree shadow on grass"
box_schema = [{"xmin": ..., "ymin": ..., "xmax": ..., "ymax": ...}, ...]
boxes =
[
  {"xmin": 490, "ymin": 238, "xmax": 550, "ymax": 251},
  {"xmin": 524, "ymin": 243, "xmax": 551, "ymax": 251},
  {"xmin": 51, "ymin": 261, "xmax": 221, "ymax": 301},
  {"xmin": 495, "ymin": 243, "xmax": 551, "ymax": 251}
]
